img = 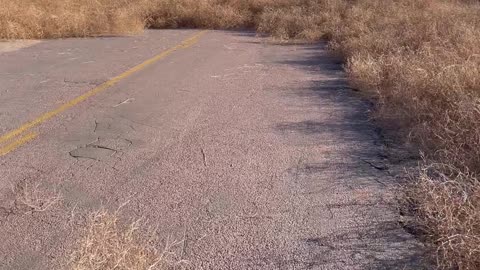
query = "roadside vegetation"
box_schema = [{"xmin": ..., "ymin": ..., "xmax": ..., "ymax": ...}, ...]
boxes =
[
  {"xmin": 69, "ymin": 209, "xmax": 185, "ymax": 270},
  {"xmin": 2, "ymin": 0, "xmax": 479, "ymax": 268}
]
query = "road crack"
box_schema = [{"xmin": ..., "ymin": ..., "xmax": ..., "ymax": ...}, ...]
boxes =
[{"xmin": 200, "ymin": 148, "xmax": 207, "ymax": 167}]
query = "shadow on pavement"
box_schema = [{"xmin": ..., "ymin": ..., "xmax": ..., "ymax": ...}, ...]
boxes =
[{"xmin": 269, "ymin": 41, "xmax": 431, "ymax": 269}]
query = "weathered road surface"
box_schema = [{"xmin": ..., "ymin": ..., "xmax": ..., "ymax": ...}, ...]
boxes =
[{"xmin": 0, "ymin": 30, "xmax": 426, "ymax": 269}]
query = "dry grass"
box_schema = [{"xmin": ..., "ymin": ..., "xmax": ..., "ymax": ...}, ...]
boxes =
[
  {"xmin": 0, "ymin": 0, "xmax": 306, "ymax": 39},
  {"xmin": 0, "ymin": 179, "xmax": 60, "ymax": 218},
  {"xmin": 0, "ymin": 179, "xmax": 61, "ymax": 215},
  {"xmin": 69, "ymin": 209, "xmax": 186, "ymax": 270},
  {"xmin": 0, "ymin": 0, "xmax": 146, "ymax": 39},
  {"xmin": 2, "ymin": 0, "xmax": 480, "ymax": 268},
  {"xmin": 12, "ymin": 180, "xmax": 61, "ymax": 213},
  {"xmin": 408, "ymin": 163, "xmax": 480, "ymax": 269}
]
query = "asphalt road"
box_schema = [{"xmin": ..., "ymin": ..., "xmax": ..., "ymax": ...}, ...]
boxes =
[{"xmin": 0, "ymin": 30, "xmax": 426, "ymax": 269}]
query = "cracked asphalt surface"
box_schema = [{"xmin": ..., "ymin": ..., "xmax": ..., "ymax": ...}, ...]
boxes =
[{"xmin": 0, "ymin": 30, "xmax": 427, "ymax": 269}]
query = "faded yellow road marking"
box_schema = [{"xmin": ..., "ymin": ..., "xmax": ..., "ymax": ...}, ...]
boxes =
[
  {"xmin": 0, "ymin": 30, "xmax": 207, "ymax": 156},
  {"xmin": 0, "ymin": 132, "xmax": 38, "ymax": 156}
]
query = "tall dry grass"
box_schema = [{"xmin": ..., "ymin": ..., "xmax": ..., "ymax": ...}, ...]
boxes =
[
  {"xmin": 2, "ymin": 0, "xmax": 480, "ymax": 268},
  {"xmin": 0, "ymin": 0, "xmax": 146, "ymax": 39}
]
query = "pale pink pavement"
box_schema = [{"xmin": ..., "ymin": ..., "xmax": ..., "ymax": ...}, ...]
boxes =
[{"xmin": 0, "ymin": 30, "xmax": 428, "ymax": 269}]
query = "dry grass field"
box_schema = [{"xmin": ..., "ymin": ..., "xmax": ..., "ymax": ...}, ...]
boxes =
[{"xmin": 1, "ymin": 0, "xmax": 479, "ymax": 269}]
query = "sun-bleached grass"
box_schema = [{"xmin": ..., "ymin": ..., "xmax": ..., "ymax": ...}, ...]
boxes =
[
  {"xmin": 0, "ymin": 0, "xmax": 146, "ymax": 39},
  {"xmin": 407, "ymin": 163, "xmax": 480, "ymax": 269},
  {"xmin": 0, "ymin": 179, "xmax": 61, "ymax": 217},
  {"xmin": 69, "ymin": 209, "xmax": 186, "ymax": 270},
  {"xmin": 13, "ymin": 180, "xmax": 61, "ymax": 213},
  {"xmin": 2, "ymin": 0, "xmax": 479, "ymax": 268}
]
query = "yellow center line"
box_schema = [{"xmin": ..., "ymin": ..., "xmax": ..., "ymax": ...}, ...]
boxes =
[
  {"xmin": 0, "ymin": 132, "xmax": 38, "ymax": 156},
  {"xmin": 0, "ymin": 30, "xmax": 207, "ymax": 156}
]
